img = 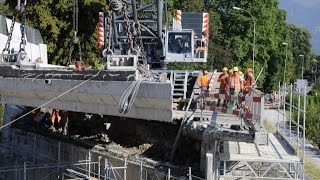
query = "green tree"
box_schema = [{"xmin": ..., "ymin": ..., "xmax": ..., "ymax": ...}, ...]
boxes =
[
  {"xmin": 0, "ymin": 2, "xmax": 12, "ymax": 16},
  {"xmin": 209, "ymin": 0, "xmax": 289, "ymax": 90},
  {"xmin": 287, "ymin": 24, "xmax": 315, "ymax": 80},
  {"xmin": 5, "ymin": 0, "xmax": 107, "ymax": 66}
]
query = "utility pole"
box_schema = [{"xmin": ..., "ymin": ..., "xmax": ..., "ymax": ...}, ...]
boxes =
[
  {"xmin": 233, "ymin": 6, "xmax": 256, "ymax": 74},
  {"xmin": 282, "ymin": 42, "xmax": 288, "ymax": 84},
  {"xmin": 299, "ymin": 54, "xmax": 304, "ymax": 79}
]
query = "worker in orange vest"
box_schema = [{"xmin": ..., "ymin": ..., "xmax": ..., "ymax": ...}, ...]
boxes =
[
  {"xmin": 50, "ymin": 109, "xmax": 61, "ymax": 132},
  {"xmin": 239, "ymin": 71, "xmax": 245, "ymax": 85},
  {"xmin": 50, "ymin": 109, "xmax": 69, "ymax": 134},
  {"xmin": 197, "ymin": 69, "xmax": 211, "ymax": 93},
  {"xmin": 230, "ymin": 67, "xmax": 243, "ymax": 108},
  {"xmin": 217, "ymin": 67, "xmax": 228, "ymax": 107},
  {"xmin": 225, "ymin": 69, "xmax": 233, "ymax": 107},
  {"xmin": 59, "ymin": 111, "xmax": 69, "ymax": 135},
  {"xmin": 244, "ymin": 67, "xmax": 255, "ymax": 95}
]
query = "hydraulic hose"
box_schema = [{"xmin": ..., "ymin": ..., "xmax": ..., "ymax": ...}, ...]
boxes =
[{"xmin": 118, "ymin": 78, "xmax": 148, "ymax": 114}]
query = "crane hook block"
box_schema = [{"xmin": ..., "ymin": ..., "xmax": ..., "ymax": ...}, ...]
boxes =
[{"xmin": 110, "ymin": 0, "xmax": 123, "ymax": 12}]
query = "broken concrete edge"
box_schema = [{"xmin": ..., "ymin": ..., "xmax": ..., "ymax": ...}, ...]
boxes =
[
  {"xmin": 6, "ymin": 127, "xmax": 191, "ymax": 174},
  {"xmin": 182, "ymin": 120, "xmax": 254, "ymax": 143}
]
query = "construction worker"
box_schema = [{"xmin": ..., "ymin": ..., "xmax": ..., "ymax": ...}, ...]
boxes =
[
  {"xmin": 217, "ymin": 67, "xmax": 228, "ymax": 107},
  {"xmin": 197, "ymin": 69, "xmax": 211, "ymax": 93},
  {"xmin": 59, "ymin": 110, "xmax": 69, "ymax": 135},
  {"xmin": 239, "ymin": 71, "xmax": 245, "ymax": 92},
  {"xmin": 238, "ymin": 71, "xmax": 246, "ymax": 108},
  {"xmin": 225, "ymin": 69, "xmax": 233, "ymax": 107},
  {"xmin": 229, "ymin": 67, "xmax": 243, "ymax": 108},
  {"xmin": 244, "ymin": 67, "xmax": 255, "ymax": 95},
  {"xmin": 50, "ymin": 109, "xmax": 61, "ymax": 132}
]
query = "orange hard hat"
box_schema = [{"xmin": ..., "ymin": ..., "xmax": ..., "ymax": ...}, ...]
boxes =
[{"xmin": 246, "ymin": 68, "xmax": 253, "ymax": 73}]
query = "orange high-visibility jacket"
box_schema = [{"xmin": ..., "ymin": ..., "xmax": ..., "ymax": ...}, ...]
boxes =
[
  {"xmin": 244, "ymin": 74, "xmax": 254, "ymax": 93},
  {"xmin": 198, "ymin": 75, "xmax": 210, "ymax": 88},
  {"xmin": 230, "ymin": 73, "xmax": 242, "ymax": 93},
  {"xmin": 218, "ymin": 73, "xmax": 228, "ymax": 91},
  {"xmin": 51, "ymin": 111, "xmax": 61, "ymax": 124},
  {"xmin": 224, "ymin": 76, "xmax": 231, "ymax": 91}
]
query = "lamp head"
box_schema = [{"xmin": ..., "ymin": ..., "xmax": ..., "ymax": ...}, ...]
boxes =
[{"xmin": 233, "ymin": 7, "xmax": 242, "ymax": 10}]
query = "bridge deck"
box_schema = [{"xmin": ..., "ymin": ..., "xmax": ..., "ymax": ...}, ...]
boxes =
[
  {"xmin": 174, "ymin": 110, "xmax": 255, "ymax": 143},
  {"xmin": 220, "ymin": 133, "xmax": 301, "ymax": 163}
]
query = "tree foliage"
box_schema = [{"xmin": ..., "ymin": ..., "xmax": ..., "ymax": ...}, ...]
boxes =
[
  {"xmin": 287, "ymin": 24, "xmax": 316, "ymax": 80},
  {"xmin": 1, "ymin": 0, "xmax": 316, "ymax": 91},
  {"xmin": 289, "ymin": 92, "xmax": 320, "ymax": 149},
  {"xmin": 4, "ymin": 0, "xmax": 107, "ymax": 66},
  {"xmin": 0, "ymin": 2, "xmax": 12, "ymax": 16}
]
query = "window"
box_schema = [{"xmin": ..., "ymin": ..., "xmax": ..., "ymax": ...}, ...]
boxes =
[{"xmin": 168, "ymin": 32, "xmax": 192, "ymax": 55}]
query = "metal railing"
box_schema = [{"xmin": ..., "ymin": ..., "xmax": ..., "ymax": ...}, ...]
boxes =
[
  {"xmin": 277, "ymin": 83, "xmax": 306, "ymax": 157},
  {"xmin": 277, "ymin": 83, "xmax": 306, "ymax": 180}
]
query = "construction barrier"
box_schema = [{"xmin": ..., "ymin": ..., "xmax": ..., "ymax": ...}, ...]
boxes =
[{"xmin": 199, "ymin": 92, "xmax": 263, "ymax": 121}]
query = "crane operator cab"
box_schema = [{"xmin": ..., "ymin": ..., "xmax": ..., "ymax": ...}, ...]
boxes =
[
  {"xmin": 164, "ymin": 10, "xmax": 209, "ymax": 63},
  {"xmin": 165, "ymin": 30, "xmax": 207, "ymax": 62}
]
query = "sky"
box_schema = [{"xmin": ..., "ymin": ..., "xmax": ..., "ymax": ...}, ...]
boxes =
[{"xmin": 279, "ymin": 0, "xmax": 320, "ymax": 54}]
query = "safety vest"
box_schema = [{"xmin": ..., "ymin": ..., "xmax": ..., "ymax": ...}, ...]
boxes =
[
  {"xmin": 244, "ymin": 75, "xmax": 253, "ymax": 93},
  {"xmin": 218, "ymin": 73, "xmax": 228, "ymax": 91},
  {"xmin": 230, "ymin": 73, "xmax": 242, "ymax": 93},
  {"xmin": 224, "ymin": 76, "xmax": 231, "ymax": 91},
  {"xmin": 51, "ymin": 111, "xmax": 61, "ymax": 124},
  {"xmin": 198, "ymin": 75, "xmax": 210, "ymax": 88}
]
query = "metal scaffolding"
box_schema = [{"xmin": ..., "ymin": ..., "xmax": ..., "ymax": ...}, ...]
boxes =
[
  {"xmin": 201, "ymin": 83, "xmax": 305, "ymax": 180},
  {"xmin": 277, "ymin": 83, "xmax": 307, "ymax": 158},
  {"xmin": 0, "ymin": 129, "xmax": 204, "ymax": 180}
]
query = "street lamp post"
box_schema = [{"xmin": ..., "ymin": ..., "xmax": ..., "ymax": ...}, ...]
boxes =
[
  {"xmin": 314, "ymin": 59, "xmax": 318, "ymax": 85},
  {"xmin": 282, "ymin": 42, "xmax": 288, "ymax": 84},
  {"xmin": 233, "ymin": 6, "xmax": 256, "ymax": 74},
  {"xmin": 299, "ymin": 54, "xmax": 304, "ymax": 79}
]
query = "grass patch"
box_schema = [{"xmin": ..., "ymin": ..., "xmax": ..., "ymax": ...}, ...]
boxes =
[
  {"xmin": 263, "ymin": 119, "xmax": 276, "ymax": 133},
  {"xmin": 305, "ymin": 156, "xmax": 320, "ymax": 180}
]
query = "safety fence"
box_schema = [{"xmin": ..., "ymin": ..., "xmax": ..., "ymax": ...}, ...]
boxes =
[
  {"xmin": 199, "ymin": 92, "xmax": 264, "ymax": 125},
  {"xmin": 277, "ymin": 83, "xmax": 306, "ymax": 158}
]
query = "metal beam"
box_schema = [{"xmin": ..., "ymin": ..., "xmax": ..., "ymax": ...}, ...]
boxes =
[
  {"xmin": 114, "ymin": 4, "xmax": 154, "ymax": 20},
  {"xmin": 157, "ymin": 0, "xmax": 163, "ymax": 39}
]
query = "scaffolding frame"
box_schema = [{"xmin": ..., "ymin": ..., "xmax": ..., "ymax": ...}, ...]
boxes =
[
  {"xmin": 201, "ymin": 83, "xmax": 305, "ymax": 180},
  {"xmin": 219, "ymin": 160, "xmax": 303, "ymax": 179},
  {"xmin": 0, "ymin": 129, "xmax": 205, "ymax": 180},
  {"xmin": 277, "ymin": 83, "xmax": 306, "ymax": 179}
]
